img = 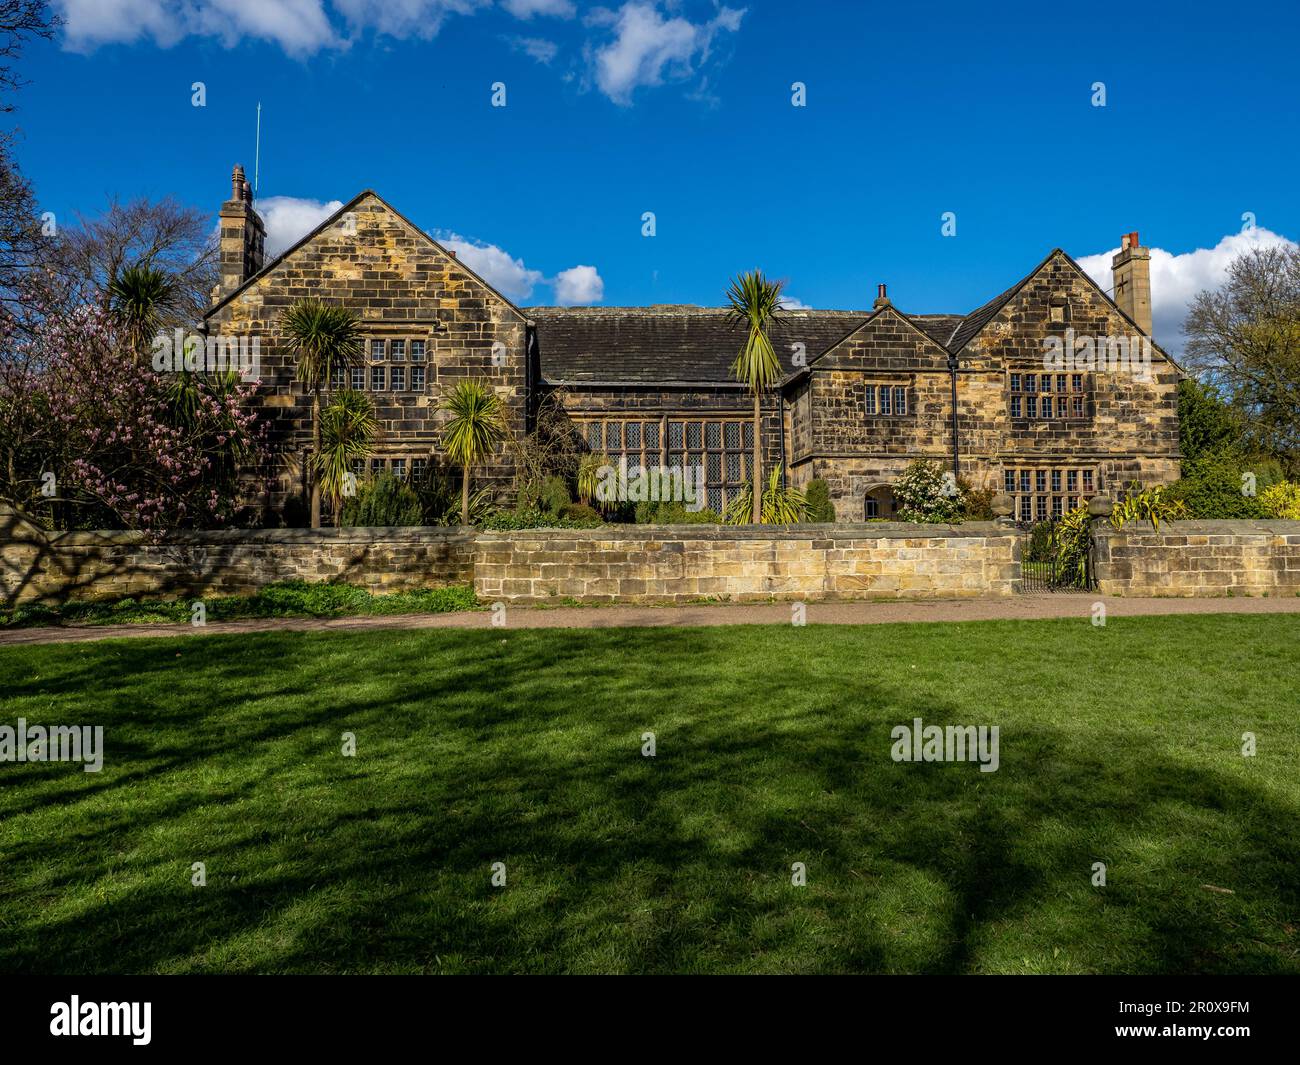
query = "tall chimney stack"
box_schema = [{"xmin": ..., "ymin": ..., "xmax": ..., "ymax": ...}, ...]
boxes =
[
  {"xmin": 1111, "ymin": 231, "xmax": 1152, "ymax": 336},
  {"xmin": 873, "ymin": 283, "xmax": 891, "ymax": 310},
  {"xmin": 217, "ymin": 164, "xmax": 266, "ymax": 300}
]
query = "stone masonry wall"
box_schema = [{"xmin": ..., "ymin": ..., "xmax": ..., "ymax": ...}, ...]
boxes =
[
  {"xmin": 1, "ymin": 507, "xmax": 474, "ymax": 605},
  {"xmin": 1095, "ymin": 520, "xmax": 1300, "ymax": 597},
  {"xmin": 474, "ymin": 524, "xmax": 1022, "ymax": 602}
]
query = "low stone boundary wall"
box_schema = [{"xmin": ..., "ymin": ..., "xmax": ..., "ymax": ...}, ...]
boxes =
[
  {"xmin": 1094, "ymin": 520, "xmax": 1300, "ymax": 597},
  {"xmin": 2, "ymin": 507, "xmax": 1020, "ymax": 605},
  {"xmin": 8, "ymin": 504, "xmax": 1299, "ymax": 608},
  {"xmin": 475, "ymin": 524, "xmax": 1022, "ymax": 602},
  {"xmin": 1, "ymin": 507, "xmax": 474, "ymax": 605}
]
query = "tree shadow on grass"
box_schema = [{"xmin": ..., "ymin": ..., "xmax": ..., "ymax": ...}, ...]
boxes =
[{"xmin": 0, "ymin": 624, "xmax": 1297, "ymax": 973}]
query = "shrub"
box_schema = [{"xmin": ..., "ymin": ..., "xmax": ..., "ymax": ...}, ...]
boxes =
[
  {"xmin": 959, "ymin": 481, "xmax": 996, "ymax": 521},
  {"xmin": 1051, "ymin": 505, "xmax": 1092, "ymax": 588},
  {"xmin": 1164, "ymin": 457, "xmax": 1273, "ymax": 519},
  {"xmin": 1110, "ymin": 482, "xmax": 1186, "ymax": 531},
  {"xmin": 558, "ymin": 502, "xmax": 603, "ymax": 523},
  {"xmin": 519, "ymin": 473, "xmax": 571, "ymax": 518},
  {"xmin": 480, "ymin": 506, "xmax": 602, "ymax": 530},
  {"xmin": 410, "ymin": 464, "xmax": 495, "ymax": 526},
  {"xmin": 1260, "ymin": 481, "xmax": 1300, "ymax": 519},
  {"xmin": 1026, "ymin": 521, "xmax": 1054, "ymax": 562},
  {"xmin": 634, "ymin": 500, "xmax": 723, "ymax": 524},
  {"xmin": 893, "ymin": 460, "xmax": 964, "ymax": 523},
  {"xmin": 341, "ymin": 473, "xmax": 423, "ymax": 527},
  {"xmin": 804, "ymin": 479, "xmax": 836, "ymax": 522}
]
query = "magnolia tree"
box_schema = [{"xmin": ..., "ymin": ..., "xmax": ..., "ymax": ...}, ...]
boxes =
[{"xmin": 0, "ymin": 295, "xmax": 268, "ymax": 532}]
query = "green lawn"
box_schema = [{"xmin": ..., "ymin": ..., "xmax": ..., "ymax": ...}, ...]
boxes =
[{"xmin": 1, "ymin": 614, "xmax": 1297, "ymax": 974}]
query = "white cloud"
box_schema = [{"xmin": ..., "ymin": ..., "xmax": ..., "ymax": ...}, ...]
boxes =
[
  {"xmin": 331, "ymin": 0, "xmax": 489, "ymax": 41},
  {"xmin": 778, "ymin": 294, "xmax": 811, "ymax": 310},
  {"xmin": 257, "ymin": 195, "xmax": 346, "ymax": 257},
  {"xmin": 553, "ymin": 264, "xmax": 604, "ymax": 304},
  {"xmin": 56, "ymin": 0, "xmax": 339, "ymax": 55},
  {"xmin": 507, "ymin": 35, "xmax": 559, "ymax": 64},
  {"xmin": 433, "ymin": 230, "xmax": 545, "ymax": 302},
  {"xmin": 584, "ymin": 2, "xmax": 746, "ymax": 105},
  {"xmin": 56, "ymin": 0, "xmax": 565, "ymax": 54},
  {"xmin": 1076, "ymin": 226, "xmax": 1298, "ymax": 356},
  {"xmin": 501, "ymin": 0, "xmax": 575, "ymax": 16}
]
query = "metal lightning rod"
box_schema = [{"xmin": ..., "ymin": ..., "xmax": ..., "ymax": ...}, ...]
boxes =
[{"xmin": 253, "ymin": 102, "xmax": 262, "ymax": 198}]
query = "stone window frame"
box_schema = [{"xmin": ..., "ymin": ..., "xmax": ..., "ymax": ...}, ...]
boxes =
[
  {"xmin": 361, "ymin": 333, "xmax": 434, "ymax": 392},
  {"xmin": 863, "ymin": 382, "xmax": 912, "ymax": 419},
  {"xmin": 1008, "ymin": 370, "xmax": 1090, "ymax": 421},
  {"xmin": 1003, "ymin": 465, "xmax": 1098, "ymax": 522},
  {"xmin": 576, "ymin": 414, "xmax": 753, "ymax": 514}
]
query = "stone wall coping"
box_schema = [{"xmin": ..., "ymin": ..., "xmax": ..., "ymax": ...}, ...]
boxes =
[
  {"xmin": 1098, "ymin": 519, "xmax": 1300, "ymax": 536},
  {"xmin": 37, "ymin": 525, "xmax": 478, "ymax": 547},
  {"xmin": 474, "ymin": 521, "xmax": 1013, "ymax": 541}
]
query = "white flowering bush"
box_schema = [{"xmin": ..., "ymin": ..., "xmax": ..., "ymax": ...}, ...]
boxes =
[{"xmin": 893, "ymin": 460, "xmax": 965, "ymax": 523}]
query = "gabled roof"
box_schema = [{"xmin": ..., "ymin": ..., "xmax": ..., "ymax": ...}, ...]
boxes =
[
  {"xmin": 203, "ymin": 189, "xmax": 527, "ymax": 322},
  {"xmin": 943, "ymin": 247, "xmax": 1184, "ymax": 372},
  {"xmin": 530, "ymin": 305, "xmax": 868, "ymax": 385},
  {"xmin": 944, "ymin": 249, "xmax": 1060, "ymax": 354}
]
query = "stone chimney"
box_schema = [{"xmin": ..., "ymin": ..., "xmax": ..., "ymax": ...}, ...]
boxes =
[
  {"xmin": 1111, "ymin": 231, "xmax": 1152, "ymax": 336},
  {"xmin": 873, "ymin": 283, "xmax": 891, "ymax": 310},
  {"xmin": 217, "ymin": 164, "xmax": 266, "ymax": 300}
]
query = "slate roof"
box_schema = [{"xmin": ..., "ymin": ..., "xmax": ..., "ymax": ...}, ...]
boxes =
[{"xmin": 529, "ymin": 306, "xmax": 869, "ymax": 384}]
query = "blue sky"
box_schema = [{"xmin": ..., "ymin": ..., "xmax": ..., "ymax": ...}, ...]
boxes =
[{"xmin": 11, "ymin": 0, "xmax": 1300, "ymax": 349}]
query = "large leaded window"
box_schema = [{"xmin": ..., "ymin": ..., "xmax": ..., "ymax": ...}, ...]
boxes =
[
  {"xmin": 1005, "ymin": 466, "xmax": 1097, "ymax": 521},
  {"xmin": 578, "ymin": 416, "xmax": 753, "ymax": 514},
  {"xmin": 1009, "ymin": 372, "xmax": 1089, "ymax": 420},
  {"xmin": 359, "ymin": 337, "xmax": 429, "ymax": 392}
]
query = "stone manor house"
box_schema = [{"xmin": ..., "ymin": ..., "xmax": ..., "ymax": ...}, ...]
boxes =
[{"xmin": 204, "ymin": 166, "xmax": 1182, "ymax": 523}]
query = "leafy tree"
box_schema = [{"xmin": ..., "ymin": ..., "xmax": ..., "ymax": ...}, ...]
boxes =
[
  {"xmin": 1184, "ymin": 245, "xmax": 1300, "ymax": 473},
  {"xmin": 440, "ymin": 379, "xmax": 505, "ymax": 525},
  {"xmin": 726, "ymin": 269, "xmax": 784, "ymax": 523},
  {"xmin": 1176, "ymin": 378, "xmax": 1247, "ymax": 468},
  {"xmin": 0, "ymin": 297, "xmax": 267, "ymax": 531},
  {"xmin": 281, "ymin": 299, "xmax": 365, "ymax": 528}
]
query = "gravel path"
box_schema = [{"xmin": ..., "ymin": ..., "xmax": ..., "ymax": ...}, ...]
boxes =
[{"xmin": 3, "ymin": 594, "xmax": 1299, "ymax": 646}]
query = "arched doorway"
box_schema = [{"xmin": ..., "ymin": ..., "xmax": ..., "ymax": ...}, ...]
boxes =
[{"xmin": 864, "ymin": 484, "xmax": 898, "ymax": 520}]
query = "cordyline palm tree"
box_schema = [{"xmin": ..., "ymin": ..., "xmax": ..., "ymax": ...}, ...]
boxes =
[
  {"xmin": 281, "ymin": 299, "xmax": 365, "ymax": 528},
  {"xmin": 315, "ymin": 389, "xmax": 378, "ymax": 526},
  {"xmin": 725, "ymin": 269, "xmax": 785, "ymax": 523},
  {"xmin": 108, "ymin": 262, "xmax": 178, "ymax": 358},
  {"xmin": 441, "ymin": 380, "xmax": 505, "ymax": 525}
]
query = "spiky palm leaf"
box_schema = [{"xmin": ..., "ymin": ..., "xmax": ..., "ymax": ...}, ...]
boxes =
[
  {"xmin": 725, "ymin": 269, "xmax": 785, "ymax": 522},
  {"xmin": 578, "ymin": 451, "xmax": 610, "ymax": 508},
  {"xmin": 724, "ymin": 465, "xmax": 808, "ymax": 525},
  {"xmin": 281, "ymin": 299, "xmax": 365, "ymax": 392},
  {"xmin": 314, "ymin": 389, "xmax": 378, "ymax": 524},
  {"xmin": 109, "ymin": 263, "xmax": 178, "ymax": 357},
  {"xmin": 280, "ymin": 299, "xmax": 365, "ymax": 527},
  {"xmin": 440, "ymin": 379, "xmax": 506, "ymax": 525}
]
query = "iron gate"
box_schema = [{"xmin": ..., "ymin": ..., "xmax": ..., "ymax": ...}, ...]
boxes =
[{"xmin": 1018, "ymin": 519, "xmax": 1097, "ymax": 592}]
